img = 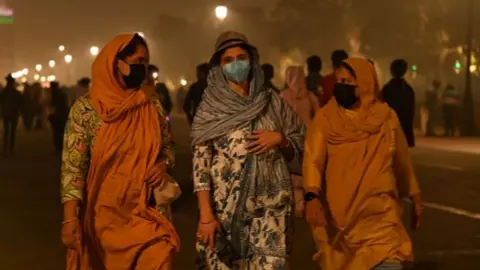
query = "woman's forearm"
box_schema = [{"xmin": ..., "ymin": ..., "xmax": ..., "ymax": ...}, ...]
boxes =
[
  {"xmin": 196, "ymin": 190, "xmax": 215, "ymax": 222},
  {"xmin": 63, "ymin": 200, "xmax": 79, "ymax": 221}
]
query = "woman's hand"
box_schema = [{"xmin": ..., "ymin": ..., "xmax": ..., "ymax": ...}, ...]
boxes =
[
  {"xmin": 61, "ymin": 219, "xmax": 81, "ymax": 249},
  {"xmin": 305, "ymin": 199, "xmax": 326, "ymax": 228},
  {"xmin": 197, "ymin": 219, "xmax": 221, "ymax": 250},
  {"xmin": 246, "ymin": 130, "xmax": 285, "ymax": 154},
  {"xmin": 411, "ymin": 194, "xmax": 423, "ymax": 230}
]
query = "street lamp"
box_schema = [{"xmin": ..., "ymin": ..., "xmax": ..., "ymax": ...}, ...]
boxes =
[
  {"xmin": 59, "ymin": 45, "xmax": 65, "ymax": 52},
  {"xmin": 180, "ymin": 78, "xmax": 187, "ymax": 86},
  {"xmin": 152, "ymin": 71, "xmax": 159, "ymax": 80},
  {"xmin": 462, "ymin": 0, "xmax": 476, "ymax": 135},
  {"xmin": 138, "ymin": 32, "xmax": 145, "ymax": 38},
  {"xmin": 215, "ymin": 6, "xmax": 228, "ymax": 21},
  {"xmin": 33, "ymin": 74, "xmax": 40, "ymax": 81},
  {"xmin": 35, "ymin": 64, "xmax": 42, "ymax": 72},
  {"xmin": 47, "ymin": 75, "xmax": 56, "ymax": 82},
  {"xmin": 90, "ymin": 46, "xmax": 99, "ymax": 56},
  {"xmin": 49, "ymin": 60, "xmax": 56, "ymax": 68},
  {"xmin": 40, "ymin": 76, "xmax": 46, "ymax": 82},
  {"xmin": 22, "ymin": 68, "xmax": 29, "ymax": 76},
  {"xmin": 64, "ymin": 54, "xmax": 73, "ymax": 64}
]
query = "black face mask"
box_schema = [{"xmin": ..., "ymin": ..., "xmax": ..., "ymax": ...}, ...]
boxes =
[
  {"xmin": 123, "ymin": 63, "xmax": 146, "ymax": 89},
  {"xmin": 333, "ymin": 83, "xmax": 358, "ymax": 108}
]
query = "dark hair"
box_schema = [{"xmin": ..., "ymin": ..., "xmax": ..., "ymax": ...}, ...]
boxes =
[
  {"xmin": 117, "ymin": 34, "xmax": 148, "ymax": 60},
  {"xmin": 331, "ymin": 50, "xmax": 349, "ymax": 68},
  {"xmin": 78, "ymin": 77, "xmax": 91, "ymax": 87},
  {"xmin": 307, "ymin": 55, "xmax": 322, "ymax": 72},
  {"xmin": 390, "ymin": 59, "xmax": 408, "ymax": 78},
  {"xmin": 261, "ymin": 63, "xmax": 275, "ymax": 80},
  {"xmin": 197, "ymin": 63, "xmax": 210, "ymax": 74},
  {"xmin": 148, "ymin": 64, "xmax": 159, "ymax": 73}
]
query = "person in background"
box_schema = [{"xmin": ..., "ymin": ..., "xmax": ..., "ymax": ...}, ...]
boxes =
[
  {"xmin": 149, "ymin": 65, "xmax": 173, "ymax": 116},
  {"xmin": 304, "ymin": 57, "xmax": 422, "ymax": 270},
  {"xmin": 441, "ymin": 84, "xmax": 460, "ymax": 137},
  {"xmin": 48, "ymin": 81, "xmax": 69, "ymax": 155},
  {"xmin": 22, "ymin": 82, "xmax": 36, "ymax": 131},
  {"xmin": 60, "ymin": 33, "xmax": 179, "ymax": 269},
  {"xmin": 382, "ymin": 59, "xmax": 416, "ymax": 147},
  {"xmin": 305, "ymin": 55, "xmax": 323, "ymax": 98},
  {"xmin": 31, "ymin": 82, "xmax": 44, "ymax": 130},
  {"xmin": 183, "ymin": 63, "xmax": 209, "ymax": 125},
  {"xmin": 69, "ymin": 77, "xmax": 90, "ymax": 107},
  {"xmin": 176, "ymin": 84, "xmax": 187, "ymax": 115},
  {"xmin": 191, "ymin": 31, "xmax": 304, "ymax": 269},
  {"xmin": 280, "ymin": 66, "xmax": 319, "ymax": 218},
  {"xmin": 0, "ymin": 74, "xmax": 23, "ymax": 156},
  {"xmin": 261, "ymin": 63, "xmax": 280, "ymax": 93},
  {"xmin": 320, "ymin": 50, "xmax": 349, "ymax": 107},
  {"xmin": 425, "ymin": 80, "xmax": 441, "ymax": 136}
]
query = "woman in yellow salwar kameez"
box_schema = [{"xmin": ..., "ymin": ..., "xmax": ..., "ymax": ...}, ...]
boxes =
[{"xmin": 303, "ymin": 57, "xmax": 423, "ymax": 270}]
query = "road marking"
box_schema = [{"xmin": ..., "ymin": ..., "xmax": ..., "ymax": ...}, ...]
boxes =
[
  {"xmin": 423, "ymin": 202, "xmax": 480, "ymax": 220},
  {"xmin": 417, "ymin": 163, "xmax": 464, "ymax": 171},
  {"xmin": 429, "ymin": 249, "xmax": 480, "ymax": 257}
]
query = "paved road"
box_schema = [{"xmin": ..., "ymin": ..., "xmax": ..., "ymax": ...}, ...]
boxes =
[{"xmin": 0, "ymin": 117, "xmax": 479, "ymax": 270}]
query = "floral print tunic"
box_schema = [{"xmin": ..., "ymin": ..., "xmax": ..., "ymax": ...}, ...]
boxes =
[
  {"xmin": 194, "ymin": 127, "xmax": 291, "ymax": 270},
  {"xmin": 60, "ymin": 94, "xmax": 175, "ymax": 203}
]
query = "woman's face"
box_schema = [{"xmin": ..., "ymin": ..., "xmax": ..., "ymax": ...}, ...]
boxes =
[
  {"xmin": 335, "ymin": 66, "xmax": 357, "ymax": 87},
  {"xmin": 220, "ymin": 46, "xmax": 250, "ymax": 68},
  {"xmin": 117, "ymin": 44, "xmax": 150, "ymax": 88}
]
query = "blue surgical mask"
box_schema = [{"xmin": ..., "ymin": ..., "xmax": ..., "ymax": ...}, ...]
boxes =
[{"xmin": 222, "ymin": 60, "xmax": 250, "ymax": 84}]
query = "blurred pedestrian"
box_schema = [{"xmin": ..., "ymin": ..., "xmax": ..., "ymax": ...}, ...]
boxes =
[
  {"xmin": 31, "ymin": 82, "xmax": 45, "ymax": 130},
  {"xmin": 191, "ymin": 31, "xmax": 305, "ymax": 269},
  {"xmin": 149, "ymin": 65, "xmax": 173, "ymax": 116},
  {"xmin": 261, "ymin": 63, "xmax": 280, "ymax": 93},
  {"xmin": 0, "ymin": 74, "xmax": 22, "ymax": 155},
  {"xmin": 305, "ymin": 55, "xmax": 323, "ymax": 98},
  {"xmin": 320, "ymin": 50, "xmax": 349, "ymax": 107},
  {"xmin": 69, "ymin": 77, "xmax": 90, "ymax": 107},
  {"xmin": 60, "ymin": 33, "xmax": 179, "ymax": 270},
  {"xmin": 48, "ymin": 81, "xmax": 69, "ymax": 155},
  {"xmin": 280, "ymin": 66, "xmax": 319, "ymax": 218},
  {"xmin": 441, "ymin": 84, "xmax": 460, "ymax": 137},
  {"xmin": 22, "ymin": 82, "xmax": 36, "ymax": 131},
  {"xmin": 304, "ymin": 57, "xmax": 422, "ymax": 270},
  {"xmin": 382, "ymin": 59, "xmax": 416, "ymax": 147},
  {"xmin": 425, "ymin": 80, "xmax": 441, "ymax": 136},
  {"xmin": 183, "ymin": 63, "xmax": 209, "ymax": 125}
]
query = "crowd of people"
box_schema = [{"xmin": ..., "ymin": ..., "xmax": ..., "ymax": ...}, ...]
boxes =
[{"xmin": 0, "ymin": 30, "xmax": 444, "ymax": 269}]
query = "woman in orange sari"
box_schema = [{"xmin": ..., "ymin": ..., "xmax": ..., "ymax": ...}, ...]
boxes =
[
  {"xmin": 60, "ymin": 33, "xmax": 180, "ymax": 269},
  {"xmin": 303, "ymin": 57, "xmax": 422, "ymax": 270}
]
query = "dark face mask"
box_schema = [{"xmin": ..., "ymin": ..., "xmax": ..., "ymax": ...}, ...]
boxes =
[
  {"xmin": 123, "ymin": 63, "xmax": 146, "ymax": 89},
  {"xmin": 333, "ymin": 83, "xmax": 358, "ymax": 108}
]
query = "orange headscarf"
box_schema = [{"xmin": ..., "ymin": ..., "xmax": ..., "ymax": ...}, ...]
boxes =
[
  {"xmin": 322, "ymin": 57, "xmax": 390, "ymax": 144},
  {"xmin": 67, "ymin": 34, "xmax": 179, "ymax": 270}
]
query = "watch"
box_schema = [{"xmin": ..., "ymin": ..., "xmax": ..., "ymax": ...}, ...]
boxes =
[{"xmin": 304, "ymin": 192, "xmax": 320, "ymax": 202}]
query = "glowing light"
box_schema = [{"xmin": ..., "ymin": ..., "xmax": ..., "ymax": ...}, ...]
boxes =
[
  {"xmin": 33, "ymin": 74, "xmax": 40, "ymax": 81},
  {"xmin": 21, "ymin": 77, "xmax": 27, "ymax": 83},
  {"xmin": 11, "ymin": 70, "xmax": 25, "ymax": 79},
  {"xmin": 64, "ymin": 54, "xmax": 73, "ymax": 64},
  {"xmin": 49, "ymin": 60, "xmax": 56, "ymax": 68},
  {"xmin": 58, "ymin": 45, "xmax": 65, "ymax": 52},
  {"xmin": 40, "ymin": 76, "xmax": 46, "ymax": 82},
  {"xmin": 22, "ymin": 68, "xmax": 29, "ymax": 75},
  {"xmin": 454, "ymin": 60, "xmax": 462, "ymax": 70},
  {"xmin": 47, "ymin": 75, "xmax": 56, "ymax": 82},
  {"xmin": 470, "ymin": 65, "xmax": 477, "ymax": 73},
  {"xmin": 35, "ymin": 64, "xmax": 42, "ymax": 72},
  {"xmin": 180, "ymin": 78, "xmax": 187, "ymax": 86},
  {"xmin": 152, "ymin": 72, "xmax": 159, "ymax": 79},
  {"xmin": 215, "ymin": 6, "xmax": 228, "ymax": 21},
  {"xmin": 411, "ymin": 64, "xmax": 418, "ymax": 72},
  {"xmin": 138, "ymin": 32, "xmax": 145, "ymax": 38},
  {"xmin": 90, "ymin": 46, "xmax": 99, "ymax": 56}
]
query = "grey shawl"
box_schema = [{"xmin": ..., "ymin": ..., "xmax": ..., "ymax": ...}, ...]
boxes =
[{"xmin": 191, "ymin": 64, "xmax": 305, "ymax": 259}]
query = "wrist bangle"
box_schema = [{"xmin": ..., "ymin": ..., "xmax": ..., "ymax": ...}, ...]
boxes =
[{"xmin": 62, "ymin": 218, "xmax": 78, "ymax": 225}]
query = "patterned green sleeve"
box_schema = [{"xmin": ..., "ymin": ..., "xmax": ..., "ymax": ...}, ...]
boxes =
[
  {"xmin": 153, "ymin": 98, "xmax": 176, "ymax": 170},
  {"xmin": 60, "ymin": 100, "xmax": 91, "ymax": 203}
]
